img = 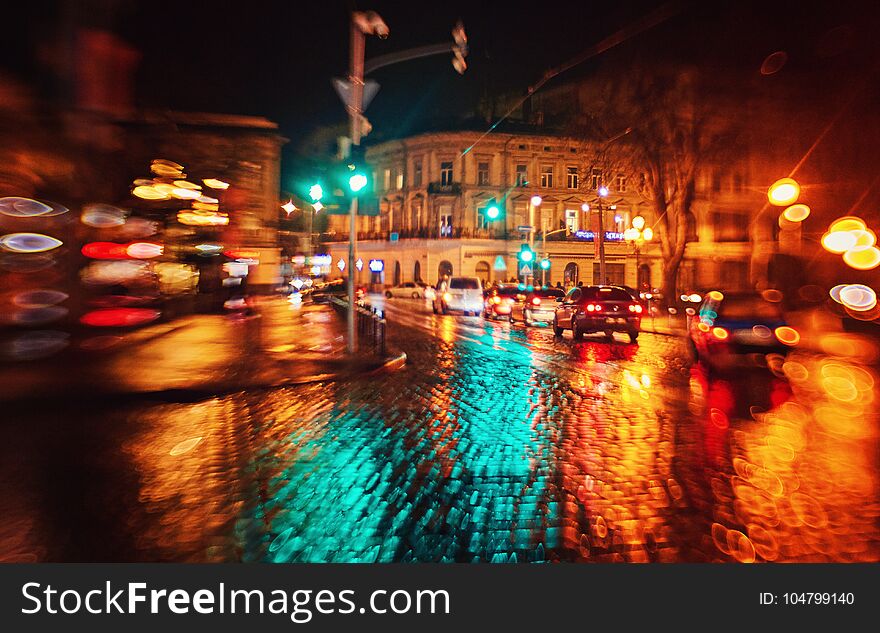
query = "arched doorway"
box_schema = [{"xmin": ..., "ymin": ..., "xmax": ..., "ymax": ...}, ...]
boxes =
[
  {"xmin": 563, "ymin": 262, "xmax": 579, "ymax": 287},
  {"xmin": 475, "ymin": 261, "xmax": 490, "ymax": 284},
  {"xmin": 413, "ymin": 261, "xmax": 422, "ymax": 283},
  {"xmin": 393, "ymin": 261, "xmax": 401, "ymax": 286},
  {"xmin": 438, "ymin": 260, "xmax": 453, "ymax": 282},
  {"xmin": 638, "ymin": 264, "xmax": 651, "ymax": 291}
]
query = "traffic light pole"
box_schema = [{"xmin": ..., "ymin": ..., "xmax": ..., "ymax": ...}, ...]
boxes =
[{"xmin": 347, "ymin": 17, "xmax": 365, "ymax": 355}]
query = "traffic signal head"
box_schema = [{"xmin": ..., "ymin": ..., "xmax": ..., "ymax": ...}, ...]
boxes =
[
  {"xmin": 451, "ymin": 21, "xmax": 468, "ymax": 74},
  {"xmin": 519, "ymin": 244, "xmax": 535, "ymax": 263},
  {"xmin": 486, "ymin": 205, "xmax": 500, "ymax": 220},
  {"xmin": 349, "ymin": 173, "xmax": 368, "ymax": 193},
  {"xmin": 309, "ymin": 184, "xmax": 324, "ymax": 201},
  {"xmin": 540, "ymin": 258, "xmax": 551, "ymax": 270}
]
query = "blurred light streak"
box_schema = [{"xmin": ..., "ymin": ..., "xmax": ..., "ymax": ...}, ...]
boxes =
[
  {"xmin": 0, "ymin": 197, "xmax": 52, "ymax": 217},
  {"xmin": 0, "ymin": 233, "xmax": 63, "ymax": 253}
]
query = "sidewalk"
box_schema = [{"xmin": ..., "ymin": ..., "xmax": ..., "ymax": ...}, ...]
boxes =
[{"xmin": 0, "ymin": 297, "xmax": 405, "ymax": 403}]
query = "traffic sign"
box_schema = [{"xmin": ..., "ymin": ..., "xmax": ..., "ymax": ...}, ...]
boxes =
[
  {"xmin": 493, "ymin": 255, "xmax": 507, "ymax": 271},
  {"xmin": 517, "ymin": 225, "xmax": 534, "ymax": 233},
  {"xmin": 519, "ymin": 263, "xmax": 532, "ymax": 276},
  {"xmin": 390, "ymin": 232, "xmax": 399, "ymax": 242}
]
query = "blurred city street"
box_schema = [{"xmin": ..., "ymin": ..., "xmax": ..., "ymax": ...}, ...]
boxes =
[
  {"xmin": 1, "ymin": 1, "xmax": 879, "ymax": 569},
  {"xmin": 1, "ymin": 295, "xmax": 876, "ymax": 563}
]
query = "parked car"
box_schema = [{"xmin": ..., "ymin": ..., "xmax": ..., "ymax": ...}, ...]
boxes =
[
  {"xmin": 311, "ymin": 280, "xmax": 365, "ymax": 304},
  {"xmin": 483, "ymin": 284, "xmax": 520, "ymax": 320},
  {"xmin": 688, "ymin": 291, "xmax": 795, "ymax": 372},
  {"xmin": 432, "ymin": 276, "xmax": 484, "ymax": 315},
  {"xmin": 510, "ymin": 286, "xmax": 565, "ymax": 326},
  {"xmin": 553, "ymin": 285, "xmax": 643, "ymax": 343},
  {"xmin": 385, "ymin": 281, "xmax": 426, "ymax": 299}
]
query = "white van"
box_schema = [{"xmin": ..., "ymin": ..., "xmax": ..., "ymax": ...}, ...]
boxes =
[{"xmin": 432, "ymin": 276, "xmax": 484, "ymax": 315}]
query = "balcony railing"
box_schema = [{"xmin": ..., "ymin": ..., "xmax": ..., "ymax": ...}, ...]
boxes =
[
  {"xmin": 426, "ymin": 182, "xmax": 462, "ymax": 195},
  {"xmin": 319, "ymin": 227, "xmax": 519, "ymax": 243}
]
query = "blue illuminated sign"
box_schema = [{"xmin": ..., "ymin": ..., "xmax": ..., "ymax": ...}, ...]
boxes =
[
  {"xmin": 368, "ymin": 259, "xmax": 384, "ymax": 273},
  {"xmin": 573, "ymin": 230, "xmax": 624, "ymax": 241}
]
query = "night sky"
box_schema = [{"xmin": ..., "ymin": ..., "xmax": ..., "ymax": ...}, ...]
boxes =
[{"xmin": 3, "ymin": 1, "xmax": 880, "ymax": 162}]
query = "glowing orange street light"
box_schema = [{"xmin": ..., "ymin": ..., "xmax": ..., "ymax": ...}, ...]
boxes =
[{"xmin": 768, "ymin": 178, "xmax": 800, "ymax": 206}]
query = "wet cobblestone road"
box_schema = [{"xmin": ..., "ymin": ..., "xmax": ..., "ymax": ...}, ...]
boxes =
[{"xmin": 2, "ymin": 299, "xmax": 878, "ymax": 563}]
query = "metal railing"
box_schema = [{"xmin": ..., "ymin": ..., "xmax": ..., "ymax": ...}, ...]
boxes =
[{"xmin": 329, "ymin": 297, "xmax": 387, "ymax": 357}]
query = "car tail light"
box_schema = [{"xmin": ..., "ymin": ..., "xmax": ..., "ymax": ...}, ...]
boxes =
[
  {"xmin": 531, "ymin": 297, "xmax": 541, "ymax": 306},
  {"xmin": 628, "ymin": 303, "xmax": 643, "ymax": 313},
  {"xmin": 586, "ymin": 303, "xmax": 603, "ymax": 312},
  {"xmin": 711, "ymin": 326, "xmax": 729, "ymax": 340}
]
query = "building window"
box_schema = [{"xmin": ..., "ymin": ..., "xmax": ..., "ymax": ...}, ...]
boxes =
[
  {"xmin": 563, "ymin": 262, "xmax": 579, "ymax": 286},
  {"xmin": 686, "ymin": 211, "xmax": 698, "ymax": 241},
  {"xmin": 383, "ymin": 168, "xmax": 391, "ymax": 191},
  {"xmin": 439, "ymin": 210, "xmax": 453, "ymax": 237},
  {"xmin": 712, "ymin": 171, "xmax": 722, "ymax": 193},
  {"xmin": 540, "ymin": 165, "xmax": 554, "ymax": 188},
  {"xmin": 733, "ymin": 173, "xmax": 744, "ymax": 193},
  {"xmin": 543, "ymin": 146, "xmax": 552, "ymax": 152},
  {"xmin": 413, "ymin": 159, "xmax": 422, "ymax": 187},
  {"xmin": 395, "ymin": 169, "xmax": 404, "ymax": 190},
  {"xmin": 593, "ymin": 262, "xmax": 625, "ymax": 286},
  {"xmin": 565, "ymin": 209, "xmax": 579, "ymax": 233},
  {"xmin": 610, "ymin": 209, "xmax": 628, "ymax": 233},
  {"xmin": 477, "ymin": 206, "xmax": 489, "ymax": 230},
  {"xmin": 712, "ymin": 211, "xmax": 749, "ymax": 242},
  {"xmin": 515, "ymin": 164, "xmax": 528, "ymax": 187},
  {"xmin": 590, "ymin": 168, "xmax": 601, "ymax": 190},
  {"xmin": 440, "ymin": 161, "xmax": 454, "ymax": 186},
  {"xmin": 616, "ymin": 174, "xmax": 627, "ymax": 193},
  {"xmin": 566, "ymin": 167, "xmax": 578, "ymax": 189},
  {"xmin": 477, "ymin": 161, "xmax": 490, "ymax": 185}
]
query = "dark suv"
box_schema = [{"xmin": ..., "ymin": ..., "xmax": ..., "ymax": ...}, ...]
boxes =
[{"xmin": 553, "ymin": 285, "xmax": 644, "ymax": 343}]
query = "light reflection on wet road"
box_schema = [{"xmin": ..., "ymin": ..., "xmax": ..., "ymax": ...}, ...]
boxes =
[{"xmin": 0, "ymin": 298, "xmax": 877, "ymax": 563}]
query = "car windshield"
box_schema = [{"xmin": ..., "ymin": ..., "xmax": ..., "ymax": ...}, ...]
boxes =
[
  {"xmin": 535, "ymin": 288, "xmax": 564, "ymax": 298},
  {"xmin": 450, "ymin": 278, "xmax": 479, "ymax": 290},
  {"xmin": 580, "ymin": 287, "xmax": 633, "ymax": 301},
  {"xmin": 493, "ymin": 286, "xmax": 520, "ymax": 296},
  {"xmin": 716, "ymin": 297, "xmax": 783, "ymax": 320}
]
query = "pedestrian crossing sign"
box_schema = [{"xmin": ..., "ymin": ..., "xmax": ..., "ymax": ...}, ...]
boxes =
[
  {"xmin": 519, "ymin": 263, "xmax": 532, "ymax": 276},
  {"xmin": 493, "ymin": 255, "xmax": 507, "ymax": 271}
]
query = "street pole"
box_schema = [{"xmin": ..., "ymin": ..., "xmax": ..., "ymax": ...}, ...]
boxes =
[
  {"xmin": 634, "ymin": 241, "xmax": 640, "ymax": 290},
  {"xmin": 306, "ymin": 206, "xmax": 313, "ymax": 261},
  {"xmin": 597, "ymin": 200, "xmax": 607, "ymax": 285},
  {"xmin": 347, "ymin": 16, "xmax": 365, "ymax": 355}
]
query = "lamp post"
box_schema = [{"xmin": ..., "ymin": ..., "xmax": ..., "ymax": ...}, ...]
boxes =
[
  {"xmin": 596, "ymin": 185, "xmax": 609, "ymax": 284},
  {"xmin": 624, "ymin": 214, "xmax": 653, "ymax": 292}
]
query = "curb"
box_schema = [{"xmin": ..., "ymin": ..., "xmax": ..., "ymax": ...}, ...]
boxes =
[{"xmin": 0, "ymin": 350, "xmax": 408, "ymax": 406}]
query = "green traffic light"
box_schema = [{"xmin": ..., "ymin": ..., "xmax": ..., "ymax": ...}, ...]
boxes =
[
  {"xmin": 486, "ymin": 205, "xmax": 500, "ymax": 220},
  {"xmin": 349, "ymin": 173, "xmax": 368, "ymax": 192},
  {"xmin": 309, "ymin": 184, "xmax": 324, "ymax": 201},
  {"xmin": 520, "ymin": 249, "xmax": 534, "ymax": 263},
  {"xmin": 540, "ymin": 258, "xmax": 550, "ymax": 270}
]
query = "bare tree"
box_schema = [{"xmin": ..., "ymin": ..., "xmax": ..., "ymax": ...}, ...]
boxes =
[{"xmin": 570, "ymin": 61, "xmax": 734, "ymax": 303}]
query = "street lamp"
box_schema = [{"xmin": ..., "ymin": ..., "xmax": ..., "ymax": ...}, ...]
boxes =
[
  {"xmin": 593, "ymin": 186, "xmax": 611, "ymax": 284},
  {"xmin": 625, "ymin": 215, "xmax": 653, "ymax": 293}
]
